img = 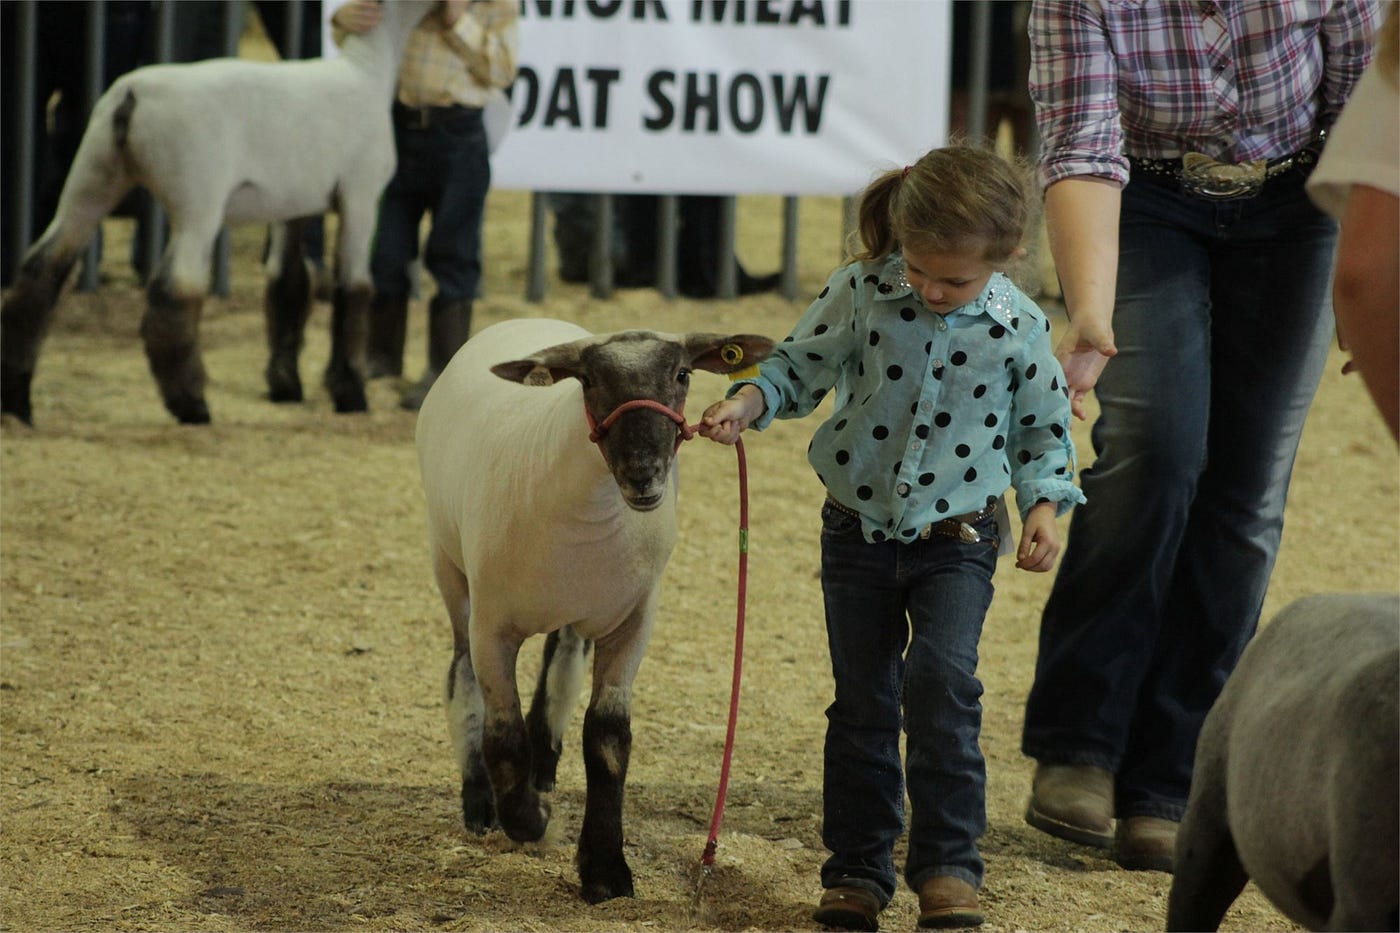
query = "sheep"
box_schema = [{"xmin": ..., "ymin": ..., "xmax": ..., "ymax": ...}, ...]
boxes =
[
  {"xmin": 415, "ymin": 317, "xmax": 773, "ymax": 903},
  {"xmin": 1168, "ymin": 593, "xmax": 1400, "ymax": 932},
  {"xmin": 0, "ymin": 0, "xmax": 437, "ymax": 426}
]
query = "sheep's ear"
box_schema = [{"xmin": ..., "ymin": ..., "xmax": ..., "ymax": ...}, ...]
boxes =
[
  {"xmin": 685, "ymin": 333, "xmax": 776, "ymax": 375},
  {"xmin": 491, "ymin": 354, "xmax": 584, "ymax": 386}
]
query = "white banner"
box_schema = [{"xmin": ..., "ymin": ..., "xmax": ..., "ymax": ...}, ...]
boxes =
[{"xmin": 491, "ymin": 0, "xmax": 952, "ymax": 195}]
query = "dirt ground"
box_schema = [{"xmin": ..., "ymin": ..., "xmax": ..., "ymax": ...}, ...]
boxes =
[{"xmin": 2, "ymin": 187, "xmax": 1396, "ymax": 933}]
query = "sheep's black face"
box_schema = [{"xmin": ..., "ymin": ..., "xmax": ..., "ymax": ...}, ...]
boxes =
[{"xmin": 581, "ymin": 337, "xmax": 691, "ymax": 511}]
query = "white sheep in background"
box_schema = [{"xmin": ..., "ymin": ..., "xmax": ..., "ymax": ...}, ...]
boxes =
[
  {"xmin": 1168, "ymin": 592, "xmax": 1399, "ymax": 932},
  {"xmin": 0, "ymin": 0, "xmax": 436, "ymax": 426},
  {"xmin": 416, "ymin": 318, "xmax": 773, "ymax": 903}
]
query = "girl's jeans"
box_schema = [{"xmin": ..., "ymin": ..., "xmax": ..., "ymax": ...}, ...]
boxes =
[
  {"xmin": 818, "ymin": 501, "xmax": 998, "ymax": 904},
  {"xmin": 1021, "ymin": 173, "xmax": 1338, "ymax": 821}
]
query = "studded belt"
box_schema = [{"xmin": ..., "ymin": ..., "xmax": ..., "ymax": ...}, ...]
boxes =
[
  {"xmin": 1128, "ymin": 133, "xmax": 1324, "ymax": 200},
  {"xmin": 825, "ymin": 496, "xmax": 999, "ymax": 547}
]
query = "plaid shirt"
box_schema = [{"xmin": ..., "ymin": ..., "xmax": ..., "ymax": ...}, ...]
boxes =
[
  {"xmin": 397, "ymin": 0, "xmax": 518, "ymax": 109},
  {"xmin": 1030, "ymin": 0, "xmax": 1382, "ymax": 187}
]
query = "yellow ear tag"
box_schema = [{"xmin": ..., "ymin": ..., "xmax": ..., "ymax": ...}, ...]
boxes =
[{"xmin": 721, "ymin": 343, "xmax": 760, "ymax": 381}]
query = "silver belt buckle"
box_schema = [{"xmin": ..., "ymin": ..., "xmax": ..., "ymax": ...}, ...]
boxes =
[{"xmin": 1180, "ymin": 153, "xmax": 1266, "ymax": 200}]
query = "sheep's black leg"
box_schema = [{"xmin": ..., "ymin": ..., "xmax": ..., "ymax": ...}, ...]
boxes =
[
  {"xmin": 578, "ymin": 704, "xmax": 634, "ymax": 903},
  {"xmin": 264, "ymin": 219, "xmax": 312, "ymax": 403},
  {"xmin": 446, "ymin": 647, "xmax": 495, "ymax": 833},
  {"xmin": 525, "ymin": 627, "xmax": 591, "ymax": 793},
  {"xmin": 1, "ymin": 239, "xmax": 80, "ymax": 425},
  {"xmin": 1167, "ymin": 787, "xmax": 1248, "ymax": 931},
  {"xmin": 483, "ymin": 717, "xmax": 550, "ymax": 843},
  {"xmin": 142, "ymin": 266, "xmax": 210, "ymax": 424},
  {"xmin": 324, "ymin": 283, "xmax": 369, "ymax": 413}
]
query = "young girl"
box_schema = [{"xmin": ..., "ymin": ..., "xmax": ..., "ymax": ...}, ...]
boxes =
[{"xmin": 699, "ymin": 146, "xmax": 1084, "ymax": 930}]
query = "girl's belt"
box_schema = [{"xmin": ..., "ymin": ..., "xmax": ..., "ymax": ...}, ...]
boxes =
[{"xmin": 825, "ymin": 496, "xmax": 999, "ymax": 546}]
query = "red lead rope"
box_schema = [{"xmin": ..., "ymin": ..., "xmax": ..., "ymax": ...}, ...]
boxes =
[
  {"xmin": 586, "ymin": 398, "xmax": 747, "ymax": 869},
  {"xmin": 701, "ymin": 433, "xmax": 747, "ymax": 868}
]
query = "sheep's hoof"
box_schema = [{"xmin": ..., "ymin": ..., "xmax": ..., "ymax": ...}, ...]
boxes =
[
  {"xmin": 0, "ymin": 366, "xmax": 34, "ymax": 426},
  {"xmin": 266, "ymin": 362, "xmax": 303, "ymax": 404},
  {"xmin": 167, "ymin": 397, "xmax": 211, "ymax": 425},
  {"xmin": 579, "ymin": 856, "xmax": 634, "ymax": 903},
  {"xmin": 330, "ymin": 383, "xmax": 368, "ymax": 414},
  {"xmin": 498, "ymin": 788, "xmax": 549, "ymax": 843},
  {"xmin": 461, "ymin": 775, "xmax": 497, "ymax": 834}
]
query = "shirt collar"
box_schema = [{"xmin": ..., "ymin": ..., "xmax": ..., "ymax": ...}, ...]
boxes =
[{"xmin": 875, "ymin": 253, "xmax": 1020, "ymax": 330}]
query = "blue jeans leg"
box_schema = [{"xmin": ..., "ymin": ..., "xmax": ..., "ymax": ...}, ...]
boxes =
[
  {"xmin": 819, "ymin": 504, "xmax": 995, "ymax": 901},
  {"xmin": 1022, "ymin": 178, "xmax": 1337, "ymax": 819}
]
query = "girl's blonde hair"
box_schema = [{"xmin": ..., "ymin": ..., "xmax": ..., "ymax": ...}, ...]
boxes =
[{"xmin": 849, "ymin": 144, "xmax": 1035, "ymax": 267}]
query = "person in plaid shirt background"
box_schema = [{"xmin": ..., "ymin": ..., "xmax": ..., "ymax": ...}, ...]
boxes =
[
  {"xmin": 333, "ymin": 0, "xmax": 518, "ymax": 410},
  {"xmin": 1018, "ymin": 0, "xmax": 1383, "ymax": 874}
]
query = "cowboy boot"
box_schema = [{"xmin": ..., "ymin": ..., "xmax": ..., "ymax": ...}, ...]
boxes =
[
  {"xmin": 365, "ymin": 292, "xmax": 408, "ymax": 379},
  {"xmin": 401, "ymin": 295, "xmax": 471, "ymax": 411}
]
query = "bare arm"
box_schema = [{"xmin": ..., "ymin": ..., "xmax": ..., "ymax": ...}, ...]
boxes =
[
  {"xmin": 1044, "ymin": 176, "xmax": 1123, "ymax": 420},
  {"xmin": 1332, "ymin": 184, "xmax": 1400, "ymax": 442}
]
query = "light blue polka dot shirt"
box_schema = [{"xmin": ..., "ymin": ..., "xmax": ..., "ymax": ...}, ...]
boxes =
[{"xmin": 732, "ymin": 252, "xmax": 1085, "ymax": 545}]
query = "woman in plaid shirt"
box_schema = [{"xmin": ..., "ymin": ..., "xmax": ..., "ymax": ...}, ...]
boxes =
[{"xmin": 1019, "ymin": 0, "xmax": 1382, "ymax": 874}]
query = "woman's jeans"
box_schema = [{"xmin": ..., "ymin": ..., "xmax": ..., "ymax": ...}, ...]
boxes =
[
  {"xmin": 818, "ymin": 501, "xmax": 998, "ymax": 904},
  {"xmin": 370, "ymin": 106, "xmax": 489, "ymax": 302},
  {"xmin": 1021, "ymin": 174, "xmax": 1338, "ymax": 821}
]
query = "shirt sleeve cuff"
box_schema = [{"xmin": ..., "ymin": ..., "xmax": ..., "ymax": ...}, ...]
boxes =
[
  {"xmin": 726, "ymin": 378, "xmax": 780, "ymax": 431},
  {"xmin": 1015, "ymin": 480, "xmax": 1086, "ymax": 519}
]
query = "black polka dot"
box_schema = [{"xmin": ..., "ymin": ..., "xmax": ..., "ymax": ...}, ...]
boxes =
[
  {"xmin": 834, "ymin": 418, "xmax": 848, "ymax": 431},
  {"xmin": 986, "ymin": 494, "xmax": 998, "ymax": 508},
  {"xmin": 984, "ymin": 413, "xmax": 998, "ymax": 428},
  {"xmin": 915, "ymin": 424, "xmax": 929, "ymax": 439},
  {"xmin": 1020, "ymin": 414, "xmax": 1036, "ymax": 426},
  {"xmin": 858, "ymin": 362, "xmax": 866, "ymax": 378},
  {"xmin": 1051, "ymin": 376, "xmax": 1060, "ymax": 391},
  {"xmin": 864, "ymin": 273, "xmax": 880, "ymax": 285},
  {"xmin": 878, "ymin": 283, "xmax": 893, "ymax": 294},
  {"xmin": 955, "ymin": 444, "xmax": 971, "ymax": 458},
  {"xmin": 787, "ymin": 367, "xmax": 799, "ymax": 381},
  {"xmin": 992, "ymin": 434, "xmax": 1005, "ymax": 450},
  {"xmin": 1026, "ymin": 363, "xmax": 1038, "ymax": 380},
  {"xmin": 1004, "ymin": 357, "xmax": 1015, "ymax": 368},
  {"xmin": 872, "ymin": 530, "xmax": 887, "ymax": 542},
  {"xmin": 973, "ymin": 384, "xmax": 987, "ymax": 398},
  {"xmin": 869, "ymin": 331, "xmax": 881, "ymax": 346},
  {"xmin": 814, "ymin": 324, "xmax": 829, "ymax": 335},
  {"xmin": 964, "ymin": 467, "xmax": 977, "ymax": 482},
  {"xmin": 1050, "ymin": 424, "xmax": 1065, "ymax": 438},
  {"xmin": 934, "ymin": 412, "xmax": 952, "ymax": 428},
  {"xmin": 848, "ymin": 276, "xmax": 858, "ymax": 289},
  {"xmin": 919, "ymin": 472, "xmax": 935, "ymax": 485},
  {"xmin": 923, "ymin": 341, "xmax": 932, "ymax": 354},
  {"xmin": 886, "ymin": 364, "xmax": 903, "ymax": 380},
  {"xmin": 811, "ymin": 389, "xmax": 826, "ymax": 403},
  {"xmin": 872, "ymin": 425, "xmax": 889, "ymax": 440},
  {"xmin": 835, "ymin": 450, "xmax": 850, "ymax": 465},
  {"xmin": 936, "ymin": 499, "xmax": 950, "ymax": 513},
  {"xmin": 989, "ymin": 324, "xmax": 1006, "ymax": 339},
  {"xmin": 950, "ymin": 351, "xmax": 968, "ymax": 366},
  {"xmin": 893, "ymin": 460, "xmax": 902, "ymax": 474},
  {"xmin": 856, "ymin": 486, "xmax": 874, "ymax": 500},
  {"xmin": 1017, "ymin": 450, "xmax": 1032, "ymax": 464},
  {"xmin": 819, "ymin": 286, "xmax": 830, "ymax": 298},
  {"xmin": 900, "ymin": 306, "xmax": 918, "ymax": 322},
  {"xmin": 806, "ymin": 352, "xmax": 824, "ymax": 362}
]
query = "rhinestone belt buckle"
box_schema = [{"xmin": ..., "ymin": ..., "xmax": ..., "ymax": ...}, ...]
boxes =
[{"xmin": 1180, "ymin": 153, "xmax": 1267, "ymax": 200}]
